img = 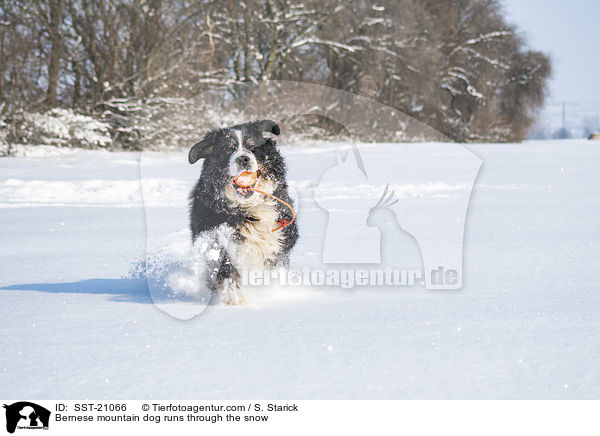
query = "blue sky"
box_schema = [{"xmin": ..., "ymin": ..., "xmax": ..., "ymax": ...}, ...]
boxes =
[{"xmin": 502, "ymin": 0, "xmax": 600, "ymax": 135}]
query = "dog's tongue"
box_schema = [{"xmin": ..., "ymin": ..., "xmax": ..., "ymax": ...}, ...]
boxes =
[{"xmin": 233, "ymin": 171, "xmax": 257, "ymax": 188}]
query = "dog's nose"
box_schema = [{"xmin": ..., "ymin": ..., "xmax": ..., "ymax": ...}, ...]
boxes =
[{"xmin": 236, "ymin": 155, "xmax": 251, "ymax": 167}]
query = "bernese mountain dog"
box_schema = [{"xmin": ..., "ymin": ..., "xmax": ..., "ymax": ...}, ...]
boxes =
[{"xmin": 188, "ymin": 120, "xmax": 298, "ymax": 304}]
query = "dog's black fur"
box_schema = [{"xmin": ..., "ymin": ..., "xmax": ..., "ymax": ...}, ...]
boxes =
[{"xmin": 188, "ymin": 120, "xmax": 298, "ymax": 302}]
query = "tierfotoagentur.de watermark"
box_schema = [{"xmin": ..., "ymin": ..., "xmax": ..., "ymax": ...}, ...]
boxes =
[{"xmin": 240, "ymin": 267, "xmax": 460, "ymax": 289}]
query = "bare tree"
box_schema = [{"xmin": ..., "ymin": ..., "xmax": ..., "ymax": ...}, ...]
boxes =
[
  {"xmin": 44, "ymin": 0, "xmax": 64, "ymax": 107},
  {"xmin": 0, "ymin": 0, "xmax": 551, "ymax": 144}
]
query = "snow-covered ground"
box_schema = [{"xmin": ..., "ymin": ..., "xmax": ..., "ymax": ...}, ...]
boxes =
[{"xmin": 1, "ymin": 139, "xmax": 599, "ymax": 399}]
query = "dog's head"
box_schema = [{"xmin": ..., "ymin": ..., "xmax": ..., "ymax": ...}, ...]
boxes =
[{"xmin": 188, "ymin": 120, "xmax": 280, "ymax": 199}]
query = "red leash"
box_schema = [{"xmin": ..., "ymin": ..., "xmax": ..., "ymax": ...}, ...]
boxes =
[
  {"xmin": 232, "ymin": 175, "xmax": 296, "ymax": 232},
  {"xmin": 249, "ymin": 187, "xmax": 295, "ymax": 232}
]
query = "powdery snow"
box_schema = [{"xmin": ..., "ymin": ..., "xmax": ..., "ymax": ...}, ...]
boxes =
[{"xmin": 1, "ymin": 139, "xmax": 599, "ymax": 399}]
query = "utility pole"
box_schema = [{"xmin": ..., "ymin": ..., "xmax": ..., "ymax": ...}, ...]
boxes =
[{"xmin": 557, "ymin": 101, "xmax": 570, "ymax": 139}]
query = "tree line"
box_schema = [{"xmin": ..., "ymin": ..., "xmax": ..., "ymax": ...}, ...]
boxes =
[{"xmin": 0, "ymin": 0, "xmax": 551, "ymax": 144}]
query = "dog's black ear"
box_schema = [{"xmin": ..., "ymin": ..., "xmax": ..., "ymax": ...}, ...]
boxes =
[
  {"xmin": 188, "ymin": 138, "xmax": 214, "ymax": 164},
  {"xmin": 260, "ymin": 119, "xmax": 280, "ymax": 136}
]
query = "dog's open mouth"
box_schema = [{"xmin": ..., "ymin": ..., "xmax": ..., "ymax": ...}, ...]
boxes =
[
  {"xmin": 232, "ymin": 171, "xmax": 258, "ymax": 199},
  {"xmin": 233, "ymin": 183, "xmax": 255, "ymax": 198}
]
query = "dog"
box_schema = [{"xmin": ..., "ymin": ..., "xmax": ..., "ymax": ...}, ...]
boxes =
[{"xmin": 188, "ymin": 120, "xmax": 298, "ymax": 304}]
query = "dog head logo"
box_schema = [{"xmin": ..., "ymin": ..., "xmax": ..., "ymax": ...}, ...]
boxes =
[{"xmin": 3, "ymin": 402, "xmax": 50, "ymax": 434}]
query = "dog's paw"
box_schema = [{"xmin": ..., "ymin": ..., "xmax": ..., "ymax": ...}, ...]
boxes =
[{"xmin": 220, "ymin": 278, "xmax": 246, "ymax": 305}]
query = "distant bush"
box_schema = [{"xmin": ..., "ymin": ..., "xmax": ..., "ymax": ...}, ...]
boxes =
[
  {"xmin": 97, "ymin": 96, "xmax": 243, "ymax": 151},
  {"xmin": 2, "ymin": 108, "xmax": 111, "ymax": 153},
  {"xmin": 0, "ymin": 99, "xmax": 245, "ymax": 154}
]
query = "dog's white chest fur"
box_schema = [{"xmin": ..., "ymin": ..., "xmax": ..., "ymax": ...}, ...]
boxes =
[{"xmin": 225, "ymin": 179, "xmax": 284, "ymax": 269}]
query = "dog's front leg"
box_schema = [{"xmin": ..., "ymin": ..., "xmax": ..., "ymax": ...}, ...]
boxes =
[
  {"xmin": 221, "ymin": 277, "xmax": 245, "ymax": 305},
  {"xmin": 205, "ymin": 248, "xmax": 245, "ymax": 305},
  {"xmin": 215, "ymin": 254, "xmax": 245, "ymax": 305}
]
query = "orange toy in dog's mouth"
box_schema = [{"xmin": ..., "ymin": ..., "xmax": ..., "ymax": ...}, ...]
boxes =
[
  {"xmin": 232, "ymin": 171, "xmax": 258, "ymax": 197},
  {"xmin": 233, "ymin": 171, "xmax": 257, "ymax": 187}
]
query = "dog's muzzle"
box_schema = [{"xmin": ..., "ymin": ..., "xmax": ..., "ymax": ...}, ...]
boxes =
[
  {"xmin": 229, "ymin": 151, "xmax": 258, "ymax": 198},
  {"xmin": 232, "ymin": 170, "xmax": 259, "ymax": 198}
]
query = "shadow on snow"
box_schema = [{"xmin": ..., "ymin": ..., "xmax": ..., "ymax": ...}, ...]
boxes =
[{"xmin": 0, "ymin": 278, "xmax": 152, "ymax": 303}]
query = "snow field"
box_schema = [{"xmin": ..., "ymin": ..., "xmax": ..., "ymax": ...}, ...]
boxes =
[{"xmin": 1, "ymin": 139, "xmax": 599, "ymax": 399}]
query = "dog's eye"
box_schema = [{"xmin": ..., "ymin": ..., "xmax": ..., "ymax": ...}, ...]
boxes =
[
  {"xmin": 246, "ymin": 140, "xmax": 254, "ymax": 148},
  {"xmin": 229, "ymin": 141, "xmax": 236, "ymax": 148}
]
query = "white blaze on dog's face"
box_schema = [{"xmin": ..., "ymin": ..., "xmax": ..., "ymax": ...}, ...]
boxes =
[
  {"xmin": 228, "ymin": 128, "xmax": 258, "ymax": 178},
  {"xmin": 228, "ymin": 128, "xmax": 264, "ymax": 200}
]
